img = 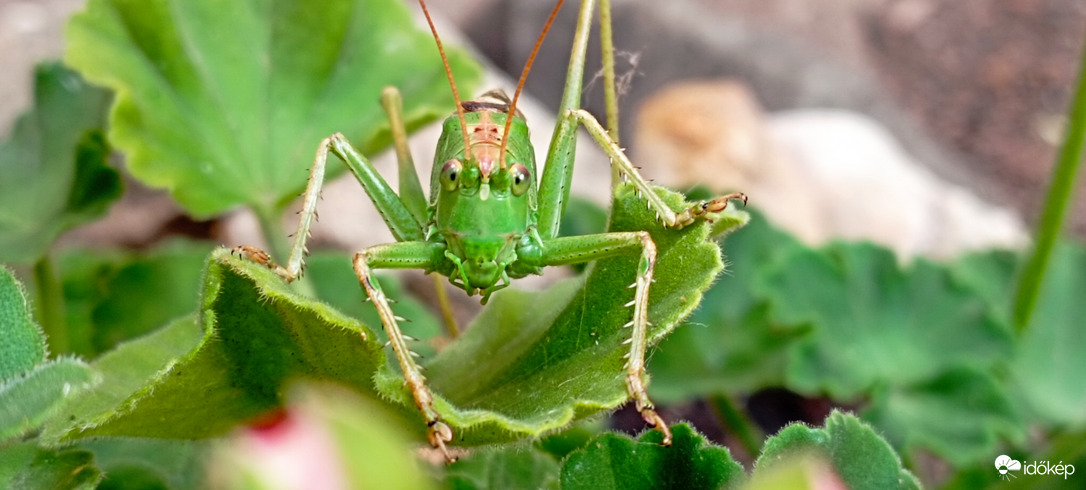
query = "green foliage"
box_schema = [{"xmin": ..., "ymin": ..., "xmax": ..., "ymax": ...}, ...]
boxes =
[
  {"xmin": 0, "ymin": 63, "xmax": 116, "ymax": 264},
  {"xmin": 0, "ymin": 268, "xmax": 98, "ymax": 443},
  {"xmin": 561, "ymin": 424, "xmax": 745, "ymax": 489},
  {"xmin": 651, "ymin": 210, "xmax": 806, "ymax": 400},
  {"xmin": 446, "ymin": 447, "xmax": 560, "ymax": 490},
  {"xmin": 3, "ymin": 0, "xmax": 1081, "ymax": 485},
  {"xmin": 0, "ymin": 444, "xmax": 100, "ymax": 490},
  {"xmin": 305, "ymin": 253, "xmax": 443, "ymax": 358},
  {"xmin": 0, "ymin": 358, "xmax": 98, "ymax": 442},
  {"xmin": 65, "ymin": 0, "xmax": 481, "ymax": 218},
  {"xmin": 756, "ymin": 411, "xmax": 920, "ymax": 490},
  {"xmin": 425, "ymin": 184, "xmax": 721, "ymax": 442},
  {"xmin": 0, "ymin": 267, "xmax": 46, "ymax": 378},
  {"xmin": 1012, "ymin": 242, "xmax": 1086, "ymax": 426},
  {"xmin": 862, "ymin": 368, "xmax": 1021, "ymax": 467},
  {"xmin": 42, "ymin": 183, "xmax": 720, "ymax": 448},
  {"xmin": 57, "ymin": 242, "xmax": 213, "ymax": 357},
  {"xmin": 78, "ymin": 439, "xmax": 209, "ymax": 490},
  {"xmin": 761, "ymin": 242, "xmax": 1013, "ymax": 399}
]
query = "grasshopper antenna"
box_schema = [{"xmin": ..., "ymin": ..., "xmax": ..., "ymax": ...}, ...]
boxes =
[
  {"xmin": 499, "ymin": 0, "xmax": 567, "ymax": 169},
  {"xmin": 419, "ymin": 0, "xmax": 472, "ymax": 154}
]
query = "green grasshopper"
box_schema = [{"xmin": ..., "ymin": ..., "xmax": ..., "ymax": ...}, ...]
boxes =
[{"xmin": 234, "ymin": 0, "xmax": 745, "ymax": 462}]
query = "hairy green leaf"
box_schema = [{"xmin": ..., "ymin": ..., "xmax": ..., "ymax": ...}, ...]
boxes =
[
  {"xmin": 66, "ymin": 0, "xmax": 481, "ymax": 217},
  {"xmin": 756, "ymin": 410, "xmax": 919, "ymax": 490},
  {"xmin": 0, "ymin": 268, "xmax": 98, "ymax": 442},
  {"xmin": 0, "ymin": 358, "xmax": 98, "ymax": 442},
  {"xmin": 0, "ymin": 63, "xmax": 115, "ymax": 264},
  {"xmin": 0, "ymin": 267, "xmax": 46, "ymax": 379},
  {"xmin": 761, "ymin": 242, "xmax": 1013, "ymax": 399},
  {"xmin": 47, "ymin": 184, "xmax": 722, "ymax": 448},
  {"xmin": 560, "ymin": 424, "xmax": 745, "ymax": 490},
  {"xmin": 39, "ymin": 315, "xmax": 203, "ymax": 443}
]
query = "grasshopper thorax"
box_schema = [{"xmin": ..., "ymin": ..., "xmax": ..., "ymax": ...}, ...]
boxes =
[{"xmin": 430, "ymin": 91, "xmax": 539, "ymax": 297}]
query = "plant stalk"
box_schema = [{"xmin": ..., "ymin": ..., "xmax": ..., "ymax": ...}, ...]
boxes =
[
  {"xmin": 33, "ymin": 254, "xmax": 68, "ymax": 354},
  {"xmin": 710, "ymin": 394, "xmax": 763, "ymax": 459},
  {"xmin": 1012, "ymin": 36, "xmax": 1086, "ymax": 332}
]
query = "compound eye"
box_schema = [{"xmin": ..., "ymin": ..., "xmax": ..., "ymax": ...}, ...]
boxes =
[
  {"xmin": 510, "ymin": 163, "xmax": 531, "ymax": 196},
  {"xmin": 440, "ymin": 159, "xmax": 463, "ymax": 192}
]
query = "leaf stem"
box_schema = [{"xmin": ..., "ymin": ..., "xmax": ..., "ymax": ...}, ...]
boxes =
[
  {"xmin": 1012, "ymin": 36, "xmax": 1086, "ymax": 332},
  {"xmin": 710, "ymin": 394, "xmax": 763, "ymax": 459},
  {"xmin": 33, "ymin": 254, "xmax": 68, "ymax": 354},
  {"xmin": 253, "ymin": 204, "xmax": 317, "ymax": 297}
]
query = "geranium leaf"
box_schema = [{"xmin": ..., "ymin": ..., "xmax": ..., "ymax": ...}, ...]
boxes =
[
  {"xmin": 444, "ymin": 446, "xmax": 560, "ymax": 490},
  {"xmin": 559, "ymin": 423, "xmax": 745, "ymax": 490},
  {"xmin": 1012, "ymin": 241, "xmax": 1086, "ymax": 426},
  {"xmin": 58, "ymin": 241, "xmax": 213, "ymax": 357},
  {"xmin": 0, "ymin": 266, "xmax": 47, "ymax": 379},
  {"xmin": 0, "ymin": 268, "xmax": 97, "ymax": 443},
  {"xmin": 0, "ymin": 63, "xmax": 115, "ymax": 264},
  {"xmin": 65, "ymin": 0, "xmax": 481, "ymax": 218},
  {"xmin": 760, "ymin": 242, "xmax": 1013, "ymax": 399},
  {"xmin": 46, "ymin": 183, "xmax": 724, "ymax": 448},
  {"xmin": 862, "ymin": 367, "xmax": 1023, "ymax": 467},
  {"xmin": 0, "ymin": 443, "xmax": 100, "ymax": 490},
  {"xmin": 756, "ymin": 410, "xmax": 920, "ymax": 490}
]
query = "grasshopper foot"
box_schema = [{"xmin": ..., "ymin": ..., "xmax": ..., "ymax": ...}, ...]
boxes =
[
  {"xmin": 231, "ymin": 245, "xmax": 273, "ymax": 266},
  {"xmin": 641, "ymin": 407, "xmax": 673, "ymax": 446},
  {"xmin": 427, "ymin": 420, "xmax": 457, "ymax": 463},
  {"xmin": 230, "ymin": 245, "xmax": 297, "ymax": 282},
  {"xmin": 673, "ymin": 192, "xmax": 748, "ymax": 228}
]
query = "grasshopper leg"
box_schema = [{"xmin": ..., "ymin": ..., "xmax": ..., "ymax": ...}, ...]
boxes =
[
  {"xmin": 624, "ymin": 231, "xmax": 672, "ymax": 444},
  {"xmin": 231, "ymin": 134, "xmax": 335, "ymax": 282},
  {"xmin": 536, "ymin": 231, "xmax": 672, "ymax": 445},
  {"xmin": 570, "ymin": 109, "xmax": 747, "ymax": 229},
  {"xmin": 233, "ymin": 121, "xmax": 430, "ymax": 274},
  {"xmin": 352, "ymin": 243, "xmax": 456, "ymax": 462}
]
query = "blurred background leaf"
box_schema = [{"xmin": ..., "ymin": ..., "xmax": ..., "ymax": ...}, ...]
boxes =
[
  {"xmin": 65, "ymin": 0, "xmax": 481, "ymax": 219},
  {"xmin": 0, "ymin": 63, "xmax": 115, "ymax": 265}
]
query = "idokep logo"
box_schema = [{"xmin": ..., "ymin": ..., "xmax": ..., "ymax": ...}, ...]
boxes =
[
  {"xmin": 995, "ymin": 454, "xmax": 1076, "ymax": 481},
  {"xmin": 995, "ymin": 455, "xmax": 1021, "ymax": 480}
]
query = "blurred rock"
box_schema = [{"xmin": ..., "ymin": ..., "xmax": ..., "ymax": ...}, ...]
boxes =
[
  {"xmin": 635, "ymin": 80, "xmax": 1029, "ymax": 260},
  {"xmin": 636, "ymin": 80, "xmax": 823, "ymax": 244}
]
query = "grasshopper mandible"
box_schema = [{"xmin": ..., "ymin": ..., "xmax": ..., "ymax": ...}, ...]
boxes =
[{"xmin": 234, "ymin": 0, "xmax": 746, "ymax": 462}]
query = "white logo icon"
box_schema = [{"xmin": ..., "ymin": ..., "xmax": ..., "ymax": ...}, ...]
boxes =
[{"xmin": 995, "ymin": 455, "xmax": 1022, "ymax": 480}]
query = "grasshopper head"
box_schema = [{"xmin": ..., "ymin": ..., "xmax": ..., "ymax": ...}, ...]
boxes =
[{"xmin": 432, "ymin": 96, "xmax": 537, "ymax": 294}]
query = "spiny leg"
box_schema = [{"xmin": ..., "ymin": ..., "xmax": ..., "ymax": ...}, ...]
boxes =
[
  {"xmin": 570, "ymin": 109, "xmax": 747, "ymax": 229},
  {"xmin": 233, "ymin": 130, "xmax": 426, "ymax": 279},
  {"xmin": 232, "ymin": 134, "xmax": 334, "ymax": 282},
  {"xmin": 352, "ymin": 241, "xmax": 456, "ymax": 462},
  {"xmin": 537, "ymin": 231, "xmax": 671, "ymax": 445}
]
